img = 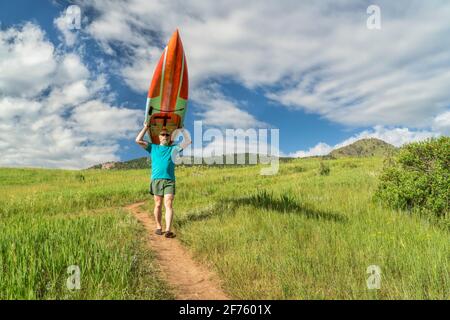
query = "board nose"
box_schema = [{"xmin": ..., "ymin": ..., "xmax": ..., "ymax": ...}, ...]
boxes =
[{"xmin": 170, "ymin": 29, "xmax": 181, "ymax": 44}]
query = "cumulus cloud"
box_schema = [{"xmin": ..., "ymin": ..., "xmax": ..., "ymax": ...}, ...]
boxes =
[
  {"xmin": 289, "ymin": 143, "xmax": 333, "ymax": 158},
  {"xmin": 191, "ymin": 85, "xmax": 267, "ymax": 129},
  {"xmin": 78, "ymin": 0, "xmax": 450, "ymax": 131},
  {"xmin": 69, "ymin": 100, "xmax": 140, "ymax": 139},
  {"xmin": 0, "ymin": 23, "xmax": 56, "ymax": 97},
  {"xmin": 54, "ymin": 53, "xmax": 89, "ymax": 84},
  {"xmin": 120, "ymin": 46, "xmax": 161, "ymax": 92},
  {"xmin": 288, "ymin": 126, "xmax": 440, "ymax": 158},
  {"xmin": 0, "ymin": 23, "xmax": 140, "ymax": 169},
  {"xmin": 432, "ymin": 111, "xmax": 450, "ymax": 135},
  {"xmin": 339, "ymin": 126, "xmax": 439, "ymax": 148}
]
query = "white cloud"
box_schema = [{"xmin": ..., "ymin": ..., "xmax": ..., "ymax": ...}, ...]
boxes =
[
  {"xmin": 79, "ymin": 0, "xmax": 450, "ymax": 131},
  {"xmin": 432, "ymin": 111, "xmax": 450, "ymax": 135},
  {"xmin": 289, "ymin": 126, "xmax": 440, "ymax": 158},
  {"xmin": 337, "ymin": 126, "xmax": 439, "ymax": 148},
  {"xmin": 120, "ymin": 46, "xmax": 161, "ymax": 93},
  {"xmin": 46, "ymin": 75, "xmax": 107, "ymax": 113},
  {"xmin": 0, "ymin": 23, "xmax": 140, "ymax": 169},
  {"xmin": 0, "ymin": 23, "xmax": 56, "ymax": 97},
  {"xmin": 54, "ymin": 53, "xmax": 89, "ymax": 84},
  {"xmin": 191, "ymin": 85, "xmax": 267, "ymax": 129},
  {"xmin": 289, "ymin": 142, "xmax": 333, "ymax": 158},
  {"xmin": 199, "ymin": 99, "xmax": 264, "ymax": 129},
  {"xmin": 69, "ymin": 100, "xmax": 140, "ymax": 139},
  {"xmin": 0, "ymin": 97, "xmax": 42, "ymax": 120}
]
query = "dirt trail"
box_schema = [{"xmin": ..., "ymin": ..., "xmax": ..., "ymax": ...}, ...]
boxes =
[{"xmin": 125, "ymin": 202, "xmax": 230, "ymax": 300}]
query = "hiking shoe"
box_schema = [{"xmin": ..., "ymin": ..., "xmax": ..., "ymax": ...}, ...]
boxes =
[
  {"xmin": 155, "ymin": 228, "xmax": 162, "ymax": 235},
  {"xmin": 165, "ymin": 231, "xmax": 176, "ymax": 238}
]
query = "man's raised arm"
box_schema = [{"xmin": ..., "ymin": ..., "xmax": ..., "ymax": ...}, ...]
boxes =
[{"xmin": 135, "ymin": 123, "xmax": 149, "ymax": 149}]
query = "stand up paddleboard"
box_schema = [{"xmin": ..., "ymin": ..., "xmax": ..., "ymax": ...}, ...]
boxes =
[{"xmin": 145, "ymin": 29, "xmax": 188, "ymax": 145}]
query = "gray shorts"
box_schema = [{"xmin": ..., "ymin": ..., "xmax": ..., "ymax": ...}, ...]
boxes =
[{"xmin": 149, "ymin": 179, "xmax": 175, "ymax": 196}]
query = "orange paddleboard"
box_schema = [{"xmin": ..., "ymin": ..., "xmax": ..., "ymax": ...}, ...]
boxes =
[{"xmin": 145, "ymin": 29, "xmax": 188, "ymax": 144}]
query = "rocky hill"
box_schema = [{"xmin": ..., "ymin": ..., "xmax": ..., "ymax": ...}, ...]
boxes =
[{"xmin": 329, "ymin": 138, "xmax": 397, "ymax": 158}]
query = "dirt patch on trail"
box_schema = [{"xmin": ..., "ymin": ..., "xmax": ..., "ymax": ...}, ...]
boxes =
[{"xmin": 125, "ymin": 202, "xmax": 230, "ymax": 300}]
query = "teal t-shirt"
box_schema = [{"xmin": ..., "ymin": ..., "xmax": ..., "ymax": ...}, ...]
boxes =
[{"xmin": 145, "ymin": 143, "xmax": 182, "ymax": 181}]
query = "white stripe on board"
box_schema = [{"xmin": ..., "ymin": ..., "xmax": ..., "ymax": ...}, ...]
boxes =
[
  {"xmin": 177, "ymin": 54, "xmax": 185, "ymax": 99},
  {"xmin": 159, "ymin": 46, "xmax": 168, "ymax": 100}
]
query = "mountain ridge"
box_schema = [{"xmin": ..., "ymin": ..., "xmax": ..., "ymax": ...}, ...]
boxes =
[{"xmin": 89, "ymin": 138, "xmax": 396, "ymax": 169}]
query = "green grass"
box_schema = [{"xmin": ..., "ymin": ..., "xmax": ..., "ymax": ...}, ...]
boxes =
[
  {"xmin": 174, "ymin": 157, "xmax": 449, "ymax": 299},
  {"xmin": 0, "ymin": 168, "xmax": 172, "ymax": 300},
  {"xmin": 0, "ymin": 157, "xmax": 448, "ymax": 299}
]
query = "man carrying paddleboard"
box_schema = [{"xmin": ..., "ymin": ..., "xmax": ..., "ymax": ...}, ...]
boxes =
[{"xmin": 135, "ymin": 124, "xmax": 191, "ymax": 238}]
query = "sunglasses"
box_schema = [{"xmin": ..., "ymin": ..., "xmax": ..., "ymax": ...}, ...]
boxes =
[{"xmin": 159, "ymin": 133, "xmax": 170, "ymax": 137}]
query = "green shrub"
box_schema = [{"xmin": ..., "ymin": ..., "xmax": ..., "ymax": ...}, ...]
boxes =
[
  {"xmin": 318, "ymin": 162, "xmax": 330, "ymax": 176},
  {"xmin": 375, "ymin": 136, "xmax": 449, "ymax": 217}
]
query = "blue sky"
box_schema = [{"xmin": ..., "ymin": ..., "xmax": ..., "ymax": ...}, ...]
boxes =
[{"xmin": 0, "ymin": 0, "xmax": 449, "ymax": 168}]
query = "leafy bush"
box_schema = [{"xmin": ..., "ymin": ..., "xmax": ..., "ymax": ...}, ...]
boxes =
[
  {"xmin": 318, "ymin": 162, "xmax": 330, "ymax": 176},
  {"xmin": 375, "ymin": 136, "xmax": 449, "ymax": 217}
]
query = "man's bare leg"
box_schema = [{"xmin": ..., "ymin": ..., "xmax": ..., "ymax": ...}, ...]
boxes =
[
  {"xmin": 153, "ymin": 195, "xmax": 163, "ymax": 230},
  {"xmin": 164, "ymin": 194, "xmax": 174, "ymax": 232}
]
